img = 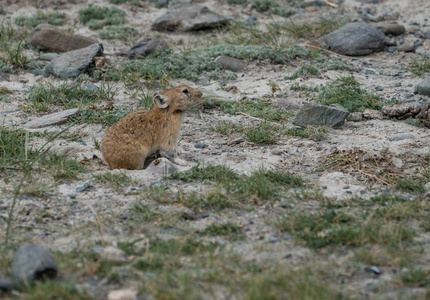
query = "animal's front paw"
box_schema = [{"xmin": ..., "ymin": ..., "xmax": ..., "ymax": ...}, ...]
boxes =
[{"xmin": 173, "ymin": 157, "xmax": 188, "ymax": 166}]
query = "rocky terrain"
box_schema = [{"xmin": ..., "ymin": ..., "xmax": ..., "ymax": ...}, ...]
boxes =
[{"xmin": 1, "ymin": 0, "xmax": 430, "ymax": 299}]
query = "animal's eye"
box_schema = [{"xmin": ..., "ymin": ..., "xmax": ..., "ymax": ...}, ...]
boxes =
[{"xmin": 182, "ymin": 88, "xmax": 189, "ymax": 94}]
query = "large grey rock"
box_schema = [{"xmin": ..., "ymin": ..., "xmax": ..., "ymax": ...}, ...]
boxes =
[
  {"xmin": 151, "ymin": 4, "xmax": 228, "ymax": 32},
  {"xmin": 320, "ymin": 22, "xmax": 385, "ymax": 56},
  {"xmin": 214, "ymin": 56, "xmax": 246, "ymax": 72},
  {"xmin": 374, "ymin": 23, "xmax": 405, "ymax": 36},
  {"xmin": 0, "ymin": 278, "xmax": 11, "ymax": 293},
  {"xmin": 27, "ymin": 24, "xmax": 97, "ymax": 53},
  {"xmin": 127, "ymin": 37, "xmax": 169, "ymax": 59},
  {"xmin": 417, "ymin": 80, "xmax": 430, "ymax": 97},
  {"xmin": 24, "ymin": 108, "xmax": 80, "ymax": 128},
  {"xmin": 44, "ymin": 43, "xmax": 103, "ymax": 78},
  {"xmin": 11, "ymin": 244, "xmax": 57, "ymax": 286},
  {"xmin": 293, "ymin": 103, "xmax": 349, "ymax": 128},
  {"xmin": 381, "ymin": 102, "xmax": 422, "ymax": 119}
]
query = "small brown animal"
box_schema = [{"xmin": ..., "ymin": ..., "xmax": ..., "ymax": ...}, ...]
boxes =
[{"xmin": 102, "ymin": 85, "xmax": 202, "ymax": 170}]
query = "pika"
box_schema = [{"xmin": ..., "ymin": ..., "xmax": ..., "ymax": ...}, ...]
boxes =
[{"xmin": 101, "ymin": 85, "xmax": 202, "ymax": 170}]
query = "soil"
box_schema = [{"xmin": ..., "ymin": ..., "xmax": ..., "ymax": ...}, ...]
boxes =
[{"xmin": 1, "ymin": 0, "xmax": 430, "ymax": 299}]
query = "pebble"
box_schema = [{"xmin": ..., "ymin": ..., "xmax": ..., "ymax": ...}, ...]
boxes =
[
  {"xmin": 174, "ymin": 206, "xmax": 197, "ymax": 220},
  {"xmin": 0, "ymin": 278, "xmax": 11, "ymax": 293},
  {"xmin": 365, "ymin": 266, "xmax": 382, "ymax": 275},
  {"xmin": 107, "ymin": 288, "xmax": 138, "ymax": 300},
  {"xmin": 76, "ymin": 180, "xmax": 91, "ymax": 192},
  {"xmin": 201, "ymin": 149, "xmax": 210, "ymax": 154},
  {"xmin": 194, "ymin": 142, "xmax": 206, "ymax": 149},
  {"xmin": 100, "ymin": 246, "xmax": 127, "ymax": 263}
]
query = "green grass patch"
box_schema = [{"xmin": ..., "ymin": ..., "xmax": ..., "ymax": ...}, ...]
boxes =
[
  {"xmin": 40, "ymin": 153, "xmax": 88, "ymax": 180},
  {"xmin": 285, "ymin": 17, "xmax": 349, "ymax": 39},
  {"xmin": 79, "ymin": 4, "xmax": 125, "ymax": 29},
  {"xmin": 284, "ymin": 126, "xmax": 328, "ymax": 141},
  {"xmin": 0, "ymin": 21, "xmax": 30, "ymax": 69},
  {"xmin": 285, "ymin": 65, "xmax": 320, "ymax": 80},
  {"xmin": 400, "ymin": 268, "xmax": 430, "ymax": 287},
  {"xmin": 21, "ymin": 280, "xmax": 91, "ymax": 300},
  {"xmin": 73, "ymin": 105, "xmax": 131, "ymax": 126},
  {"xmin": 245, "ymin": 122, "xmax": 279, "ymax": 145},
  {"xmin": 220, "ymin": 98, "xmax": 292, "ymax": 121},
  {"xmin": 276, "ymin": 209, "xmax": 415, "ymax": 249},
  {"xmin": 201, "ymin": 222, "xmax": 245, "ymax": 240},
  {"xmin": 171, "ymin": 164, "xmax": 239, "ymax": 184},
  {"xmin": 15, "ymin": 11, "xmax": 64, "ymax": 27},
  {"xmin": 407, "ymin": 59, "xmax": 430, "ymax": 76},
  {"xmin": 395, "ymin": 178, "xmax": 425, "ymax": 194},
  {"xmin": 99, "ymin": 25, "xmax": 138, "ymax": 40},
  {"xmin": 316, "ymin": 76, "xmax": 383, "ymax": 112}
]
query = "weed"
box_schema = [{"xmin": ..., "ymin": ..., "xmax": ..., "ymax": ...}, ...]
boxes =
[
  {"xmin": 210, "ymin": 121, "xmax": 244, "ymax": 135},
  {"xmin": 400, "ymin": 269, "xmax": 430, "ymax": 287},
  {"xmin": 220, "ymin": 98, "xmax": 292, "ymax": 121},
  {"xmin": 79, "ymin": 4, "xmax": 125, "ymax": 28},
  {"xmin": 266, "ymin": 81, "xmax": 281, "ymax": 97},
  {"xmin": 99, "ymin": 25, "xmax": 138, "ymax": 40},
  {"xmin": 285, "ymin": 17, "xmax": 349, "ymax": 39},
  {"xmin": 284, "ymin": 126, "xmax": 327, "ymax": 141},
  {"xmin": 74, "ymin": 105, "xmax": 131, "ymax": 126},
  {"xmin": 285, "ymin": 65, "xmax": 320, "ymax": 80},
  {"xmin": 171, "ymin": 164, "xmax": 239, "ymax": 184},
  {"xmin": 317, "ymin": 59, "xmax": 358, "ymax": 72},
  {"xmin": 316, "ymin": 76, "xmax": 383, "ymax": 112},
  {"xmin": 201, "ymin": 222, "xmax": 245, "ymax": 240},
  {"xmin": 15, "ymin": 11, "xmax": 64, "ymax": 27},
  {"xmin": 407, "ymin": 59, "xmax": 430, "ymax": 76},
  {"xmin": 246, "ymin": 122, "xmax": 279, "ymax": 145},
  {"xmin": 21, "ymin": 280, "xmax": 91, "ymax": 300},
  {"xmin": 93, "ymin": 172, "xmax": 135, "ymax": 191},
  {"xmin": 41, "ymin": 153, "xmax": 88, "ymax": 180},
  {"xmin": 404, "ymin": 116, "xmax": 426, "ymax": 128},
  {"xmin": 395, "ymin": 178, "xmax": 425, "ymax": 194}
]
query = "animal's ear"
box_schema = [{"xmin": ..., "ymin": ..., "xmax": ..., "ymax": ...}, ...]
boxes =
[{"xmin": 153, "ymin": 92, "xmax": 170, "ymax": 108}]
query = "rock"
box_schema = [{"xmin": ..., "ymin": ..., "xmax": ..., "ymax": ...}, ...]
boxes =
[
  {"xmin": 81, "ymin": 84, "xmax": 99, "ymax": 91},
  {"xmin": 151, "ymin": 4, "xmax": 228, "ymax": 32},
  {"xmin": 100, "ymin": 246, "xmax": 127, "ymax": 263},
  {"xmin": 145, "ymin": 157, "xmax": 178, "ymax": 175},
  {"xmin": 214, "ymin": 56, "xmax": 246, "ymax": 72},
  {"xmin": 424, "ymin": 31, "xmax": 430, "ymax": 39},
  {"xmin": 24, "ymin": 108, "xmax": 80, "ymax": 129},
  {"xmin": 417, "ymin": 80, "xmax": 430, "ymax": 97},
  {"xmin": 381, "ymin": 102, "xmax": 422, "ymax": 119},
  {"xmin": 194, "ymin": 142, "xmax": 206, "ymax": 149},
  {"xmin": 365, "ymin": 266, "xmax": 382, "ymax": 275},
  {"xmin": 347, "ymin": 112, "xmax": 364, "ymax": 122},
  {"xmin": 320, "ymin": 22, "xmax": 385, "ymax": 56},
  {"xmin": 76, "ymin": 180, "xmax": 91, "ymax": 192},
  {"xmin": 39, "ymin": 53, "xmax": 59, "ymax": 61},
  {"xmin": 374, "ymin": 23, "xmax": 405, "ymax": 36},
  {"xmin": 363, "ymin": 109, "xmax": 384, "ymax": 120},
  {"xmin": 398, "ymin": 42, "xmax": 415, "ymax": 52},
  {"xmin": 44, "ymin": 43, "xmax": 103, "ymax": 78},
  {"xmin": 26, "ymin": 24, "xmax": 97, "ymax": 53},
  {"xmin": 11, "ymin": 244, "xmax": 57, "ymax": 287},
  {"xmin": 174, "ymin": 206, "xmax": 197, "ymax": 220},
  {"xmin": 107, "ymin": 288, "xmax": 138, "ymax": 300},
  {"xmin": 0, "ymin": 278, "xmax": 11, "ymax": 293},
  {"xmin": 293, "ymin": 103, "xmax": 349, "ymax": 128},
  {"xmin": 387, "ymin": 133, "xmax": 415, "ymax": 141},
  {"xmin": 416, "ymin": 102, "xmax": 430, "ymax": 127},
  {"xmin": 127, "ymin": 37, "xmax": 169, "ymax": 59}
]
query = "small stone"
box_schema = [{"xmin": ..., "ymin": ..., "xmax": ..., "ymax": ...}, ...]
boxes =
[
  {"xmin": 374, "ymin": 23, "xmax": 405, "ymax": 36},
  {"xmin": 417, "ymin": 80, "xmax": 430, "ymax": 97},
  {"xmin": 375, "ymin": 86, "xmax": 384, "ymax": 91},
  {"xmin": 398, "ymin": 42, "xmax": 416, "ymax": 52},
  {"xmin": 81, "ymin": 84, "xmax": 99, "ymax": 91},
  {"xmin": 365, "ymin": 266, "xmax": 382, "ymax": 275},
  {"xmin": 247, "ymin": 16, "xmax": 257, "ymax": 23},
  {"xmin": 347, "ymin": 112, "xmax": 363, "ymax": 122},
  {"xmin": 0, "ymin": 278, "xmax": 11, "ymax": 293},
  {"xmin": 11, "ymin": 244, "xmax": 58, "ymax": 286},
  {"xmin": 145, "ymin": 157, "xmax": 178, "ymax": 175},
  {"xmin": 39, "ymin": 53, "xmax": 59, "ymax": 61},
  {"xmin": 280, "ymin": 199, "xmax": 288, "ymax": 208},
  {"xmin": 271, "ymin": 149, "xmax": 283, "ymax": 155},
  {"xmin": 194, "ymin": 142, "xmax": 206, "ymax": 149},
  {"xmin": 387, "ymin": 134, "xmax": 415, "ymax": 141},
  {"xmin": 387, "ymin": 46, "xmax": 397, "ymax": 52},
  {"xmin": 363, "ymin": 109, "xmax": 384, "ymax": 120},
  {"xmin": 424, "ymin": 31, "xmax": 430, "ymax": 39},
  {"xmin": 214, "ymin": 55, "xmax": 246, "ymax": 72},
  {"xmin": 76, "ymin": 180, "xmax": 91, "ymax": 192},
  {"xmin": 24, "ymin": 108, "xmax": 80, "ymax": 129},
  {"xmin": 293, "ymin": 103, "xmax": 349, "ymax": 128},
  {"xmin": 107, "ymin": 288, "xmax": 138, "ymax": 300},
  {"xmin": 152, "ymin": 4, "xmax": 227, "ymax": 32},
  {"xmin": 127, "ymin": 37, "xmax": 169, "ymax": 59},
  {"xmin": 201, "ymin": 149, "xmax": 210, "ymax": 154},
  {"xmin": 27, "ymin": 24, "xmax": 97, "ymax": 52},
  {"xmin": 100, "ymin": 246, "xmax": 127, "ymax": 263}
]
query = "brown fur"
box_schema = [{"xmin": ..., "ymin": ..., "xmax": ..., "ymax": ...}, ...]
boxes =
[{"xmin": 101, "ymin": 85, "xmax": 202, "ymax": 170}]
